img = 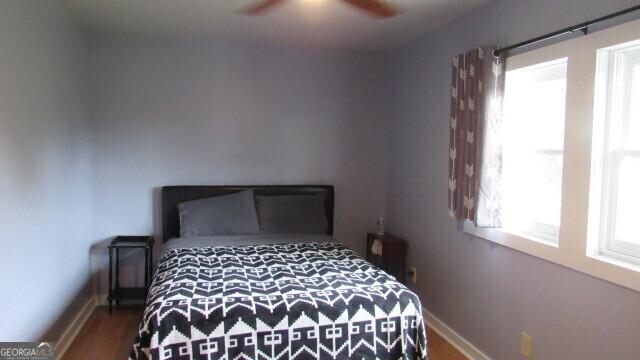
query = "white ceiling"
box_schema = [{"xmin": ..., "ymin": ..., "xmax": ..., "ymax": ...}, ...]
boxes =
[{"xmin": 58, "ymin": 0, "xmax": 489, "ymax": 50}]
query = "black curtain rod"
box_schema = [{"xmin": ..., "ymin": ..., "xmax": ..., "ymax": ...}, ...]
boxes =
[{"xmin": 494, "ymin": 4, "xmax": 640, "ymax": 57}]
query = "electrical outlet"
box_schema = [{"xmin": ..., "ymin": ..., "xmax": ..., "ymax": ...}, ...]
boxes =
[
  {"xmin": 521, "ymin": 332, "xmax": 533, "ymax": 359},
  {"xmin": 408, "ymin": 265, "xmax": 417, "ymax": 284}
]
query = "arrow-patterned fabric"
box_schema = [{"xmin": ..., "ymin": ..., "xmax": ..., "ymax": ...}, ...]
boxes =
[
  {"xmin": 448, "ymin": 46, "xmax": 505, "ymax": 227},
  {"xmin": 130, "ymin": 242, "xmax": 427, "ymax": 359}
]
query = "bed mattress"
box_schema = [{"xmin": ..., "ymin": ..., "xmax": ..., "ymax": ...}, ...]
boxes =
[{"xmin": 130, "ymin": 237, "xmax": 427, "ymax": 359}]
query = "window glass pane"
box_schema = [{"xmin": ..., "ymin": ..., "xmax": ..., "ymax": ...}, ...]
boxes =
[
  {"xmin": 502, "ymin": 64, "xmax": 567, "ymax": 151},
  {"xmin": 501, "ymin": 59, "xmax": 567, "ymax": 243},
  {"xmin": 502, "ymin": 153, "xmax": 563, "ymax": 237},
  {"xmin": 625, "ymin": 62, "xmax": 640, "ymax": 150},
  {"xmin": 613, "ymin": 155, "xmax": 640, "ymax": 245}
]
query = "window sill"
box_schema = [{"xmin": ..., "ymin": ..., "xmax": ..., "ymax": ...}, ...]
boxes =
[
  {"xmin": 463, "ymin": 221, "xmax": 561, "ymax": 261},
  {"xmin": 589, "ymin": 250, "xmax": 640, "ymax": 273},
  {"xmin": 463, "ymin": 221, "xmax": 640, "ymax": 293}
]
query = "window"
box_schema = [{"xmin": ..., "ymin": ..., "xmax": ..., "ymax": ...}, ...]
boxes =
[
  {"xmin": 501, "ymin": 59, "xmax": 568, "ymax": 244},
  {"xmin": 590, "ymin": 39, "xmax": 640, "ymax": 264},
  {"xmin": 464, "ymin": 18, "xmax": 640, "ymax": 293}
]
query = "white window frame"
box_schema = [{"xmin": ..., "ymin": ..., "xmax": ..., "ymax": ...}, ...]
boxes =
[
  {"xmin": 590, "ymin": 40, "xmax": 640, "ymax": 266},
  {"xmin": 464, "ymin": 18, "xmax": 640, "ymax": 293}
]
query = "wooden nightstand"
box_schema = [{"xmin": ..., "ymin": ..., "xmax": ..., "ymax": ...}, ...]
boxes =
[
  {"xmin": 366, "ymin": 233, "xmax": 407, "ymax": 283},
  {"xmin": 107, "ymin": 235, "xmax": 153, "ymax": 314}
]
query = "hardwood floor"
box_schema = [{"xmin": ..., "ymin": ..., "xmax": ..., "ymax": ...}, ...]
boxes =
[
  {"xmin": 426, "ymin": 327, "xmax": 468, "ymax": 360},
  {"xmin": 63, "ymin": 306, "xmax": 142, "ymax": 360},
  {"xmin": 64, "ymin": 306, "xmax": 467, "ymax": 360}
]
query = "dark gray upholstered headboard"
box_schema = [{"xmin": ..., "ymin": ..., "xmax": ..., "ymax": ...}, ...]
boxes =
[{"xmin": 161, "ymin": 185, "xmax": 334, "ymax": 243}]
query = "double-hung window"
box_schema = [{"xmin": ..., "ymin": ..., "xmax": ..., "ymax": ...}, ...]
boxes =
[
  {"xmin": 501, "ymin": 59, "xmax": 567, "ymax": 244},
  {"xmin": 590, "ymin": 40, "xmax": 640, "ymax": 265},
  {"xmin": 465, "ymin": 18, "xmax": 640, "ymax": 292}
]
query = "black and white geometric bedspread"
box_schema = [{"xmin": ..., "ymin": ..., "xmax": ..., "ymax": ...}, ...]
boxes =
[{"xmin": 130, "ymin": 242, "xmax": 427, "ymax": 360}]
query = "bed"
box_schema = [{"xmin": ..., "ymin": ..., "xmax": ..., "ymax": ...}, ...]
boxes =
[{"xmin": 130, "ymin": 185, "xmax": 427, "ymax": 359}]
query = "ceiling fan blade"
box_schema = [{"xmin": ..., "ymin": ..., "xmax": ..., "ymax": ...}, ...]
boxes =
[
  {"xmin": 242, "ymin": 0, "xmax": 287, "ymax": 15},
  {"xmin": 341, "ymin": 0, "xmax": 399, "ymax": 18}
]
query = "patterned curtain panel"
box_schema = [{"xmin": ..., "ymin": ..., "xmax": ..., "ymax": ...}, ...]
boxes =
[{"xmin": 448, "ymin": 46, "xmax": 505, "ymax": 227}]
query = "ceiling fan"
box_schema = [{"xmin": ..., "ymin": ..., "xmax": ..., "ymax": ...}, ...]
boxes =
[{"xmin": 242, "ymin": 0, "xmax": 399, "ymax": 18}]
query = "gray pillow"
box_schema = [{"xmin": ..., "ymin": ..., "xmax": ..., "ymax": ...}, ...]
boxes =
[
  {"xmin": 178, "ymin": 190, "xmax": 260, "ymax": 237},
  {"xmin": 255, "ymin": 194, "xmax": 328, "ymax": 234}
]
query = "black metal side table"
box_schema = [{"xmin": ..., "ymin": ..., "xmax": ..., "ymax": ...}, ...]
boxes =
[{"xmin": 108, "ymin": 235, "xmax": 153, "ymax": 314}]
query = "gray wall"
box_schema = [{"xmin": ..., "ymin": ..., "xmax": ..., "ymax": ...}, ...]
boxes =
[
  {"xmin": 0, "ymin": 1, "xmax": 92, "ymax": 342},
  {"xmin": 88, "ymin": 35, "xmax": 391, "ymax": 296},
  {"xmin": 387, "ymin": 0, "xmax": 640, "ymax": 359}
]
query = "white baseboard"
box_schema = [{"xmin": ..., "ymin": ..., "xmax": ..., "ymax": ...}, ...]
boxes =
[
  {"xmin": 96, "ymin": 294, "xmax": 108, "ymax": 306},
  {"xmin": 54, "ymin": 295, "xmax": 97, "ymax": 360},
  {"xmin": 423, "ymin": 307, "xmax": 491, "ymax": 360}
]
